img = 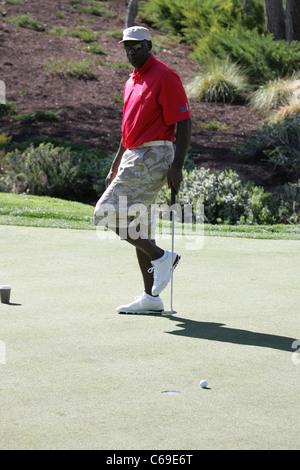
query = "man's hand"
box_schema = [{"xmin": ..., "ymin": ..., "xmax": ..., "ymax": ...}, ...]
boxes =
[
  {"xmin": 105, "ymin": 168, "xmax": 118, "ymax": 188},
  {"xmin": 167, "ymin": 165, "xmax": 182, "ymax": 194},
  {"xmin": 105, "ymin": 140, "xmax": 126, "ymax": 188},
  {"xmin": 168, "ymin": 117, "xmax": 192, "ymax": 194}
]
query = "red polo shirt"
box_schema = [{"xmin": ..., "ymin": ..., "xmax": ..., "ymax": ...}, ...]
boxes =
[{"xmin": 122, "ymin": 54, "xmax": 191, "ymax": 149}]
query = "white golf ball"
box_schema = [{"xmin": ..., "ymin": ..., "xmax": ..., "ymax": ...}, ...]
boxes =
[{"xmin": 200, "ymin": 379, "xmax": 208, "ymax": 388}]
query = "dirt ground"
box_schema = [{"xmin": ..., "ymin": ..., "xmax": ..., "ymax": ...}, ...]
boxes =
[{"xmin": 0, "ymin": 0, "xmax": 291, "ymax": 196}]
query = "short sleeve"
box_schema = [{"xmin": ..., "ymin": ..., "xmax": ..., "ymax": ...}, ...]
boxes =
[{"xmin": 158, "ymin": 70, "xmax": 191, "ymax": 126}]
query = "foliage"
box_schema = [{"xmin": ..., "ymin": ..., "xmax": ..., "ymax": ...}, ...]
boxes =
[
  {"xmin": 79, "ymin": 42, "xmax": 107, "ymax": 55},
  {"xmin": 0, "ymin": 142, "xmax": 113, "ymax": 202},
  {"xmin": 249, "ymin": 78, "xmax": 300, "ymax": 114},
  {"xmin": 5, "ymin": 13, "xmax": 44, "ymax": 31},
  {"xmin": 12, "ymin": 109, "xmax": 63, "ymax": 123},
  {"xmin": 1, "ymin": 192, "xmax": 299, "ymax": 237},
  {"xmin": 158, "ymin": 167, "xmax": 299, "ymax": 225},
  {"xmin": 274, "ymin": 103, "xmax": 300, "ymax": 122},
  {"xmin": 278, "ymin": 182, "xmax": 300, "ymax": 224},
  {"xmin": 44, "ymin": 57, "xmax": 97, "ymax": 79},
  {"xmin": 71, "ymin": 0, "xmax": 115, "ymax": 18},
  {"xmin": 0, "ymin": 140, "xmax": 298, "ymax": 224},
  {"xmin": 196, "ymin": 121, "xmax": 230, "ymax": 131},
  {"xmin": 186, "ymin": 59, "xmax": 249, "ymax": 103},
  {"xmin": 141, "ymin": 0, "xmax": 298, "ymax": 86},
  {"xmin": 50, "ymin": 26, "xmax": 100, "ymax": 43},
  {"xmin": 0, "ymin": 132, "xmax": 12, "ymax": 151},
  {"xmin": 0, "ymin": 101, "xmax": 18, "ymax": 116},
  {"xmin": 140, "ymin": 0, "xmax": 265, "ymax": 41},
  {"xmin": 237, "ymin": 115, "xmax": 300, "ymax": 172},
  {"xmin": 192, "ymin": 28, "xmax": 300, "ymax": 85}
]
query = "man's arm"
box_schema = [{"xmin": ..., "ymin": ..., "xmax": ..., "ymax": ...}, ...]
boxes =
[
  {"xmin": 105, "ymin": 139, "xmax": 126, "ymax": 188},
  {"xmin": 167, "ymin": 117, "xmax": 192, "ymax": 193}
]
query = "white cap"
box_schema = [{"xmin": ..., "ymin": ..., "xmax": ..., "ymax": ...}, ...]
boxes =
[{"xmin": 120, "ymin": 26, "xmax": 151, "ymax": 43}]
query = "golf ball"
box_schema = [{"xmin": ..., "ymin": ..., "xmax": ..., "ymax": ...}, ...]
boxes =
[{"xmin": 200, "ymin": 379, "xmax": 208, "ymax": 388}]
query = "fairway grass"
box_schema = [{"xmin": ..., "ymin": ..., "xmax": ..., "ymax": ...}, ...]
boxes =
[
  {"xmin": 0, "ymin": 192, "xmax": 299, "ymax": 239},
  {"xmin": 0, "ymin": 225, "xmax": 299, "ymax": 450}
]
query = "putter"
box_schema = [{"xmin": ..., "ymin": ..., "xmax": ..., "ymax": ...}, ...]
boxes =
[{"xmin": 170, "ymin": 185, "xmax": 176, "ymax": 313}]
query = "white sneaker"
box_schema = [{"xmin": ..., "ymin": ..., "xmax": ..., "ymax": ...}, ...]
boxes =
[
  {"xmin": 148, "ymin": 250, "xmax": 180, "ymax": 296},
  {"xmin": 116, "ymin": 292, "xmax": 164, "ymax": 314}
]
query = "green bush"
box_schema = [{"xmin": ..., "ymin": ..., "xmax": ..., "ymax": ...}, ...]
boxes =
[
  {"xmin": 248, "ymin": 78, "xmax": 300, "ymax": 114},
  {"xmin": 0, "ymin": 132, "xmax": 12, "ymax": 150},
  {"xmin": 237, "ymin": 115, "xmax": 300, "ymax": 172},
  {"xmin": 192, "ymin": 28, "xmax": 300, "ymax": 85},
  {"xmin": 5, "ymin": 13, "xmax": 44, "ymax": 31},
  {"xmin": 140, "ymin": 0, "xmax": 265, "ymax": 41},
  {"xmin": 158, "ymin": 168, "xmax": 280, "ymax": 225},
  {"xmin": 141, "ymin": 0, "xmax": 296, "ymax": 86},
  {"xmin": 45, "ymin": 57, "xmax": 97, "ymax": 80},
  {"xmin": 13, "ymin": 109, "xmax": 63, "ymax": 123},
  {"xmin": 0, "ymin": 101, "xmax": 17, "ymax": 116},
  {"xmin": 158, "ymin": 167, "xmax": 299, "ymax": 225},
  {"xmin": 72, "ymin": 0, "xmax": 116, "ymax": 17},
  {"xmin": 50, "ymin": 26, "xmax": 100, "ymax": 43},
  {"xmin": 278, "ymin": 182, "xmax": 300, "ymax": 224},
  {"xmin": 1, "ymin": 142, "xmax": 113, "ymax": 202},
  {"xmin": 186, "ymin": 59, "xmax": 249, "ymax": 103}
]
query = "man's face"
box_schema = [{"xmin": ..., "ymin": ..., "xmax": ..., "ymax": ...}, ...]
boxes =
[{"xmin": 123, "ymin": 40, "xmax": 151, "ymax": 70}]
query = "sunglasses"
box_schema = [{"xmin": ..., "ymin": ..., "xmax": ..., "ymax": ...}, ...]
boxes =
[{"xmin": 124, "ymin": 43, "xmax": 143, "ymax": 52}]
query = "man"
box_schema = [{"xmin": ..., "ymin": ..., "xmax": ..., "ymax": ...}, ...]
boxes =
[{"xmin": 94, "ymin": 26, "xmax": 192, "ymax": 314}]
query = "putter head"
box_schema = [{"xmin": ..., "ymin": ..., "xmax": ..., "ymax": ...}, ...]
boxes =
[{"xmin": 162, "ymin": 310, "xmax": 177, "ymax": 316}]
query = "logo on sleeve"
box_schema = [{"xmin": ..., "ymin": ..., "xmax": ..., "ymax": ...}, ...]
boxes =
[{"xmin": 180, "ymin": 103, "xmax": 189, "ymax": 113}]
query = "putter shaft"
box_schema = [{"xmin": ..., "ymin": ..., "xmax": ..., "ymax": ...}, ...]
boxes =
[{"xmin": 170, "ymin": 186, "xmax": 176, "ymax": 313}]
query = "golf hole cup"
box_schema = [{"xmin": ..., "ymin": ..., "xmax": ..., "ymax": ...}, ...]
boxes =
[{"xmin": 0, "ymin": 285, "xmax": 12, "ymax": 304}]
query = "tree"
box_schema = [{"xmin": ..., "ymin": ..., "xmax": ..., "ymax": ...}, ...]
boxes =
[
  {"xmin": 263, "ymin": 0, "xmax": 285, "ymax": 39},
  {"xmin": 286, "ymin": 0, "xmax": 300, "ymax": 41},
  {"xmin": 263, "ymin": 0, "xmax": 300, "ymax": 41},
  {"xmin": 126, "ymin": 0, "xmax": 138, "ymax": 28}
]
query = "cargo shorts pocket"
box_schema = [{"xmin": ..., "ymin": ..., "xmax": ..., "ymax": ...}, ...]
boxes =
[{"xmin": 142, "ymin": 146, "xmax": 174, "ymax": 182}]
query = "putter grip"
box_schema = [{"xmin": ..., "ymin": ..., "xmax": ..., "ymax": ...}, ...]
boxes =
[{"xmin": 171, "ymin": 185, "xmax": 176, "ymax": 205}]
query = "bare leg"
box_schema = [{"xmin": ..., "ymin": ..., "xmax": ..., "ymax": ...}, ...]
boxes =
[
  {"xmin": 116, "ymin": 227, "xmax": 164, "ymax": 295},
  {"xmin": 116, "ymin": 227, "xmax": 164, "ymax": 260},
  {"xmin": 136, "ymin": 246, "xmax": 156, "ymax": 296}
]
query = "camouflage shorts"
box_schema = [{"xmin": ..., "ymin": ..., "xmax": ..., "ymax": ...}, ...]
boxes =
[{"xmin": 94, "ymin": 141, "xmax": 174, "ymax": 236}]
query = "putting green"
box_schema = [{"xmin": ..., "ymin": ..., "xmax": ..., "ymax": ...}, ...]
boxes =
[{"xmin": 0, "ymin": 225, "xmax": 299, "ymax": 450}]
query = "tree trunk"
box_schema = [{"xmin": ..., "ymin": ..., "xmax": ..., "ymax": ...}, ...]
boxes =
[
  {"xmin": 263, "ymin": 0, "xmax": 285, "ymax": 39},
  {"xmin": 286, "ymin": 0, "xmax": 300, "ymax": 41},
  {"xmin": 125, "ymin": 0, "xmax": 138, "ymax": 28}
]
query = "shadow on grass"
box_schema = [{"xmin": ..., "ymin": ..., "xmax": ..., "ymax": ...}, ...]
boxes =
[{"xmin": 166, "ymin": 316, "xmax": 296, "ymax": 353}]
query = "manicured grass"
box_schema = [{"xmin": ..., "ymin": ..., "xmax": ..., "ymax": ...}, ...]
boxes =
[
  {"xmin": 0, "ymin": 193, "xmax": 94, "ymax": 230},
  {"xmin": 0, "ymin": 192, "xmax": 299, "ymax": 239},
  {"xmin": 0, "ymin": 226, "xmax": 299, "ymax": 449}
]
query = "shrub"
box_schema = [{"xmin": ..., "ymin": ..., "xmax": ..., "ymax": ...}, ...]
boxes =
[
  {"xmin": 140, "ymin": 0, "xmax": 265, "ymax": 41},
  {"xmin": 50, "ymin": 26, "xmax": 100, "ymax": 43},
  {"xmin": 237, "ymin": 115, "xmax": 300, "ymax": 173},
  {"xmin": 249, "ymin": 78, "xmax": 300, "ymax": 114},
  {"xmin": 274, "ymin": 103, "xmax": 300, "ymax": 122},
  {"xmin": 0, "ymin": 101, "xmax": 17, "ymax": 116},
  {"xmin": 278, "ymin": 182, "xmax": 300, "ymax": 224},
  {"xmin": 186, "ymin": 59, "xmax": 249, "ymax": 103},
  {"xmin": 192, "ymin": 28, "xmax": 300, "ymax": 85},
  {"xmin": 1, "ymin": 142, "xmax": 113, "ymax": 202},
  {"xmin": 13, "ymin": 109, "xmax": 63, "ymax": 123},
  {"xmin": 5, "ymin": 13, "xmax": 44, "ymax": 31},
  {"xmin": 157, "ymin": 168, "xmax": 279, "ymax": 225},
  {"xmin": 79, "ymin": 42, "xmax": 106, "ymax": 55},
  {"xmin": 72, "ymin": 1, "xmax": 116, "ymax": 17},
  {"xmin": 45, "ymin": 58, "xmax": 97, "ymax": 80},
  {"xmin": 0, "ymin": 132, "xmax": 12, "ymax": 150}
]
